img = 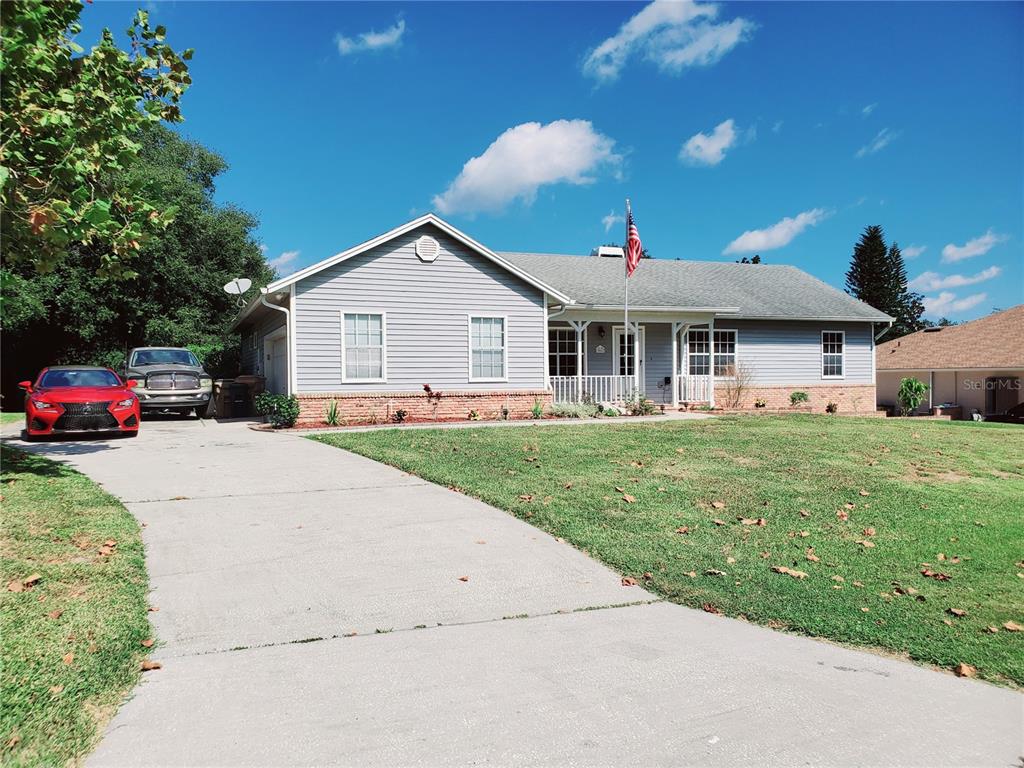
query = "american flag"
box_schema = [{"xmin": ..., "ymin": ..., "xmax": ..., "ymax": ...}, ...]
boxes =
[{"xmin": 626, "ymin": 206, "xmax": 642, "ymax": 277}]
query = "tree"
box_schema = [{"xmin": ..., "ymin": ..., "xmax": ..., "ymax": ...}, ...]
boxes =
[
  {"xmin": 897, "ymin": 377, "xmax": 929, "ymax": 416},
  {"xmin": 1, "ymin": 1, "xmax": 192, "ymax": 278},
  {"xmin": 845, "ymin": 226, "xmax": 924, "ymax": 339},
  {"xmin": 735, "ymin": 254, "xmax": 761, "ymax": 264},
  {"xmin": 1, "ymin": 126, "xmax": 274, "ymax": 400}
]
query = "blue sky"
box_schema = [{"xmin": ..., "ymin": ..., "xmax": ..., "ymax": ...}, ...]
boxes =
[{"xmin": 83, "ymin": 1, "xmax": 1022, "ymax": 319}]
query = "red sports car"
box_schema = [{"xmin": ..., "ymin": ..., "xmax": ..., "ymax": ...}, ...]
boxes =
[{"xmin": 20, "ymin": 366, "xmax": 141, "ymax": 440}]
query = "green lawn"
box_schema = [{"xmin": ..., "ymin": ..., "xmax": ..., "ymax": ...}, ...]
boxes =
[
  {"xmin": 1, "ymin": 447, "xmax": 151, "ymax": 766},
  {"xmin": 1, "ymin": 412, "xmax": 23, "ymax": 425},
  {"xmin": 314, "ymin": 416, "xmax": 1024, "ymax": 685}
]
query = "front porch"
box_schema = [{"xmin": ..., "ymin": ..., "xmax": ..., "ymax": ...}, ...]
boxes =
[{"xmin": 546, "ymin": 312, "xmax": 734, "ymax": 408}]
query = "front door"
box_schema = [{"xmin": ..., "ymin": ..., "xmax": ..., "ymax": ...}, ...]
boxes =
[
  {"xmin": 265, "ymin": 330, "xmax": 288, "ymax": 394},
  {"xmin": 613, "ymin": 326, "xmax": 646, "ymax": 386}
]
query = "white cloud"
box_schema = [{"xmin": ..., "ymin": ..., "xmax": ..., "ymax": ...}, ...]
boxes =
[
  {"xmin": 922, "ymin": 291, "xmax": 987, "ymax": 316},
  {"xmin": 722, "ymin": 208, "xmax": 830, "ymax": 254},
  {"xmin": 861, "ymin": 103, "xmax": 877, "ymax": 116},
  {"xmin": 268, "ymin": 250, "xmax": 300, "ymax": 274},
  {"xmin": 772, "ymin": 120, "xmax": 783, "ymax": 134},
  {"xmin": 602, "ymin": 210, "xmax": 625, "ymax": 232},
  {"xmin": 940, "ymin": 228, "xmax": 1009, "ymax": 263},
  {"xmin": 855, "ymin": 127, "xmax": 899, "ymax": 158},
  {"xmin": 432, "ymin": 120, "xmax": 622, "ymax": 216},
  {"xmin": 335, "ymin": 18, "xmax": 405, "ymax": 56},
  {"xmin": 582, "ymin": 0, "xmax": 754, "ymax": 83},
  {"xmin": 908, "ymin": 265, "xmax": 1002, "ymax": 292},
  {"xmin": 902, "ymin": 244, "xmax": 926, "ymax": 259},
  {"xmin": 679, "ymin": 118, "xmax": 737, "ymax": 166}
]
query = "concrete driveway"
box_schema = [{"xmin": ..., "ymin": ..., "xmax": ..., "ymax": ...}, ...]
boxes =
[{"xmin": 5, "ymin": 418, "xmax": 1021, "ymax": 767}]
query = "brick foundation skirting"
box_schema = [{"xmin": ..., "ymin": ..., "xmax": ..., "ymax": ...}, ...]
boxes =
[
  {"xmin": 297, "ymin": 390, "xmax": 553, "ymax": 426},
  {"xmin": 695, "ymin": 383, "xmax": 878, "ymax": 415}
]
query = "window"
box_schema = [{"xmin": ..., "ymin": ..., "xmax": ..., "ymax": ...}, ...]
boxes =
[
  {"xmin": 548, "ymin": 328, "xmax": 578, "ymax": 376},
  {"xmin": 687, "ymin": 329, "xmax": 736, "ymax": 376},
  {"xmin": 130, "ymin": 349, "xmax": 200, "ymax": 367},
  {"xmin": 822, "ymin": 330, "xmax": 844, "ymax": 378},
  {"xmin": 342, "ymin": 312, "xmax": 385, "ymax": 381},
  {"xmin": 616, "ymin": 329, "xmax": 639, "ymax": 376},
  {"xmin": 469, "ymin": 316, "xmax": 506, "ymax": 381}
]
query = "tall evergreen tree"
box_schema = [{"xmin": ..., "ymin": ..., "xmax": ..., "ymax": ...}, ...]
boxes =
[{"xmin": 845, "ymin": 226, "xmax": 924, "ymax": 339}]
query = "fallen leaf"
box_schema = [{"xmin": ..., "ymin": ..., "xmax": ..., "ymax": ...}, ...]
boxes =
[
  {"xmin": 726, "ymin": 556, "xmax": 736, "ymax": 564},
  {"xmin": 861, "ymin": 607, "xmax": 870, "ymax": 613},
  {"xmin": 772, "ymin": 566, "xmax": 808, "ymax": 579},
  {"xmin": 805, "ymin": 548, "xmax": 820, "ymax": 563},
  {"xmin": 953, "ymin": 662, "xmax": 976, "ymax": 678},
  {"xmin": 759, "ymin": 550, "xmax": 770, "ymax": 559},
  {"xmin": 621, "ymin": 576, "xmax": 638, "ymax": 586},
  {"xmin": 675, "ymin": 526, "xmax": 690, "ymax": 535},
  {"xmin": 518, "ymin": 494, "xmax": 533, "ymax": 501},
  {"xmin": 948, "ymin": 608, "xmax": 967, "ymax": 617},
  {"xmin": 685, "ymin": 571, "xmax": 697, "ymax": 578},
  {"xmin": 621, "ymin": 494, "xmax": 636, "ymax": 504},
  {"xmin": 48, "ymin": 609, "xmax": 63, "ymax": 620},
  {"xmin": 615, "ymin": 486, "xmax": 626, "ymax": 493},
  {"xmin": 844, "ymin": 502, "xmax": 856, "ymax": 510},
  {"xmin": 863, "ymin": 527, "xmax": 876, "ymax": 537},
  {"xmin": 140, "ymin": 660, "xmax": 162, "ymax": 672},
  {"xmin": 97, "ymin": 546, "xmax": 113, "ymax": 556},
  {"xmin": 7, "ymin": 580, "xmax": 23, "ymax": 593},
  {"xmin": 937, "ymin": 553, "xmax": 946, "ymax": 561},
  {"xmin": 103, "ymin": 540, "xmax": 116, "ymax": 548},
  {"xmin": 942, "ymin": 619, "xmax": 954, "ymax": 626},
  {"xmin": 712, "ymin": 519, "xmax": 726, "ymax": 526},
  {"xmin": 675, "ymin": 448, "xmax": 686, "ymax": 454},
  {"xmin": 657, "ymin": 487, "xmax": 666, "ymax": 493},
  {"xmin": 798, "ymin": 530, "xmax": 810, "ymax": 538},
  {"xmin": 799, "ymin": 509, "xmax": 811, "ymax": 518},
  {"xmin": 148, "ymin": 605, "xmax": 159, "ymax": 612},
  {"xmin": 711, "ymin": 501, "xmax": 726, "ymax": 509},
  {"xmin": 141, "ymin": 639, "xmax": 154, "ymax": 648},
  {"xmin": 704, "ymin": 569, "xmax": 726, "ymax": 576},
  {"xmin": 563, "ymin": 482, "xmax": 573, "ymax": 490},
  {"xmin": 1004, "ymin": 621, "xmax": 1022, "ymax": 632},
  {"xmin": 49, "ymin": 684, "xmax": 63, "ymax": 695},
  {"xmin": 921, "ymin": 569, "xmax": 951, "ymax": 581},
  {"xmin": 985, "ymin": 626, "xmax": 999, "ymax": 634},
  {"xmin": 836, "ymin": 510, "xmax": 849, "ymax": 521},
  {"xmin": 702, "ymin": 603, "xmax": 722, "ymax": 615},
  {"xmin": 642, "ymin": 571, "xmax": 653, "ymax": 581},
  {"xmin": 856, "ymin": 540, "xmax": 876, "ymax": 548},
  {"xmin": 832, "ymin": 575, "xmax": 845, "ymax": 582},
  {"xmin": 62, "ymin": 652, "xmax": 74, "ymax": 666},
  {"xmin": 630, "ymin": 460, "xmax": 644, "ymax": 468},
  {"xmin": 23, "ymin": 574, "xmax": 41, "ymax": 588},
  {"xmin": 457, "ymin": 575, "xmax": 469, "ymax": 582},
  {"xmin": 859, "ymin": 489, "xmax": 870, "ymax": 497},
  {"xmin": 852, "ymin": 580, "xmax": 864, "ymax": 587}
]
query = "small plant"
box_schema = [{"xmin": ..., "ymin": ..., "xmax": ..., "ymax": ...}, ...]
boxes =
[
  {"xmin": 897, "ymin": 377, "xmax": 929, "ymax": 416},
  {"xmin": 604, "ymin": 407, "xmax": 619, "ymax": 417},
  {"xmin": 825, "ymin": 401, "xmax": 839, "ymax": 415},
  {"xmin": 624, "ymin": 390, "xmax": 657, "ymax": 416},
  {"xmin": 530, "ymin": 398, "xmax": 544, "ymax": 419},
  {"xmin": 254, "ymin": 392, "xmax": 301, "ymax": 428},
  {"xmin": 423, "ymin": 383, "xmax": 443, "ymax": 419},
  {"xmin": 551, "ymin": 402, "xmax": 601, "ymax": 419},
  {"xmin": 468, "ymin": 409, "xmax": 481, "ymax": 421},
  {"xmin": 324, "ymin": 399, "xmax": 340, "ymax": 426},
  {"xmin": 790, "ymin": 391, "xmax": 809, "ymax": 406},
  {"xmin": 501, "ymin": 406, "xmax": 510, "ymax": 421},
  {"xmin": 392, "ymin": 409, "xmax": 407, "ymax": 423},
  {"xmin": 754, "ymin": 398, "xmax": 767, "ymax": 409}
]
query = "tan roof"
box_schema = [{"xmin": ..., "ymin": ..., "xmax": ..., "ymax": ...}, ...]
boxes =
[{"xmin": 877, "ymin": 305, "xmax": 1024, "ymax": 370}]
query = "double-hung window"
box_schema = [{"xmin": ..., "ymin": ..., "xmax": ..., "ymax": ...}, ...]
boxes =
[
  {"xmin": 822, "ymin": 330, "xmax": 845, "ymax": 378},
  {"xmin": 687, "ymin": 329, "xmax": 737, "ymax": 376},
  {"xmin": 342, "ymin": 312, "xmax": 386, "ymax": 382},
  {"xmin": 469, "ymin": 316, "xmax": 506, "ymax": 381},
  {"xmin": 548, "ymin": 328, "xmax": 578, "ymax": 376}
]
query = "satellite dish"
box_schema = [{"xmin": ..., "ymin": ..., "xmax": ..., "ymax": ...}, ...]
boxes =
[{"xmin": 223, "ymin": 277, "xmax": 252, "ymax": 307}]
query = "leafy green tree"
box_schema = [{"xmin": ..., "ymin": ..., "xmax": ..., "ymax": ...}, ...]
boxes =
[
  {"xmin": 897, "ymin": 377, "xmax": 929, "ymax": 416},
  {"xmin": 2, "ymin": 126, "xmax": 274, "ymax": 400},
  {"xmin": 1, "ymin": 1, "xmax": 192, "ymax": 278},
  {"xmin": 845, "ymin": 226, "xmax": 924, "ymax": 339}
]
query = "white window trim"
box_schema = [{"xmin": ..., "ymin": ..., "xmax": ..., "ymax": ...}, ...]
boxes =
[
  {"xmin": 467, "ymin": 314, "xmax": 509, "ymax": 383},
  {"xmin": 685, "ymin": 328, "xmax": 737, "ymax": 378},
  {"xmin": 548, "ymin": 326, "xmax": 580, "ymax": 377},
  {"xmin": 821, "ymin": 329, "xmax": 846, "ymax": 380},
  {"xmin": 339, "ymin": 310, "xmax": 388, "ymax": 384}
]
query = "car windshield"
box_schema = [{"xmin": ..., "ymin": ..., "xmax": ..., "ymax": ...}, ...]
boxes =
[
  {"xmin": 131, "ymin": 349, "xmax": 199, "ymax": 367},
  {"xmin": 40, "ymin": 369, "xmax": 121, "ymax": 388}
]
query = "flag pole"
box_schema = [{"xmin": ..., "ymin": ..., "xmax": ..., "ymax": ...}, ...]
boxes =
[{"xmin": 624, "ymin": 198, "xmax": 629, "ymax": 402}]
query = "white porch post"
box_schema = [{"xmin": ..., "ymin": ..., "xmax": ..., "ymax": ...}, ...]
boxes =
[
  {"xmin": 671, "ymin": 321, "xmax": 682, "ymax": 409},
  {"xmin": 929, "ymin": 370, "xmax": 934, "ymax": 411},
  {"xmin": 708, "ymin": 316, "xmax": 716, "ymax": 409},
  {"xmin": 568, "ymin": 320, "xmax": 591, "ymax": 403}
]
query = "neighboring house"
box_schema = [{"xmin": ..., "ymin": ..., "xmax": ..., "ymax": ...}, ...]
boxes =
[
  {"xmin": 876, "ymin": 305, "xmax": 1024, "ymax": 418},
  {"xmin": 231, "ymin": 214, "xmax": 891, "ymax": 422}
]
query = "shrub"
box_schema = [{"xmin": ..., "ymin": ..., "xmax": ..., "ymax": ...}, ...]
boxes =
[
  {"xmin": 790, "ymin": 391, "xmax": 809, "ymax": 406},
  {"xmin": 897, "ymin": 377, "xmax": 929, "ymax": 416},
  {"xmin": 530, "ymin": 398, "xmax": 544, "ymax": 419},
  {"xmin": 624, "ymin": 390, "xmax": 657, "ymax": 416},
  {"xmin": 754, "ymin": 398, "xmax": 767, "ymax": 409},
  {"xmin": 254, "ymin": 392, "xmax": 300, "ymax": 428},
  {"xmin": 604, "ymin": 407, "xmax": 619, "ymax": 417},
  {"xmin": 825, "ymin": 401, "xmax": 839, "ymax": 415},
  {"xmin": 392, "ymin": 409, "xmax": 407, "ymax": 423},
  {"xmin": 468, "ymin": 409, "xmax": 481, "ymax": 421},
  {"xmin": 324, "ymin": 399, "xmax": 340, "ymax": 426},
  {"xmin": 551, "ymin": 402, "xmax": 600, "ymax": 419}
]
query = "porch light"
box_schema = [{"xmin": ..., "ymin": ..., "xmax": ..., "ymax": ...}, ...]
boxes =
[{"xmin": 597, "ymin": 325, "xmax": 605, "ymax": 338}]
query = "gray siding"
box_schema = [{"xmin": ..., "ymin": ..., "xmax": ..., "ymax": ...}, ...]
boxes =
[
  {"xmin": 294, "ymin": 224, "xmax": 546, "ymax": 392},
  {"xmin": 555, "ymin": 319, "xmax": 874, "ymax": 396},
  {"xmin": 241, "ymin": 313, "xmax": 285, "ymax": 376}
]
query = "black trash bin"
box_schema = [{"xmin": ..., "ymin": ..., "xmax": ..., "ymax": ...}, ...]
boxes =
[{"xmin": 227, "ymin": 382, "xmax": 252, "ymax": 418}]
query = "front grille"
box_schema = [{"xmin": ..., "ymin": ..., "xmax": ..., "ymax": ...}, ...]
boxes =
[
  {"xmin": 55, "ymin": 402, "xmax": 118, "ymax": 431},
  {"xmin": 123, "ymin": 414, "xmax": 138, "ymax": 427},
  {"xmin": 30, "ymin": 418, "xmax": 46, "ymax": 431},
  {"xmin": 146, "ymin": 372, "xmax": 200, "ymax": 390}
]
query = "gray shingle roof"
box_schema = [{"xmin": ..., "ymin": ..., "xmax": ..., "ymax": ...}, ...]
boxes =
[{"xmin": 499, "ymin": 252, "xmax": 892, "ymax": 322}]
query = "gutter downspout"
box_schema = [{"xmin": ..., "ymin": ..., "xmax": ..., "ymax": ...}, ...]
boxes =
[
  {"xmin": 873, "ymin": 321, "xmax": 893, "ymax": 341},
  {"xmin": 260, "ymin": 288, "xmax": 291, "ymax": 396}
]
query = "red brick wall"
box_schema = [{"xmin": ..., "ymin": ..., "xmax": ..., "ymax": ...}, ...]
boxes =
[
  {"xmin": 297, "ymin": 390, "xmax": 552, "ymax": 426},
  {"xmin": 702, "ymin": 383, "xmax": 878, "ymax": 414}
]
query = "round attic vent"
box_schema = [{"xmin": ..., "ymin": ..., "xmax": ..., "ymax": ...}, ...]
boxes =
[{"xmin": 415, "ymin": 235, "xmax": 440, "ymax": 263}]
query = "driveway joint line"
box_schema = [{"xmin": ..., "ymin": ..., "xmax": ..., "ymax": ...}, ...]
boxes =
[{"xmin": 123, "ymin": 480, "xmax": 433, "ymax": 504}]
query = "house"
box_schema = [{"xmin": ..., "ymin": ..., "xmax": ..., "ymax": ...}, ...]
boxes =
[
  {"xmin": 876, "ymin": 305, "xmax": 1023, "ymax": 418},
  {"xmin": 231, "ymin": 214, "xmax": 891, "ymax": 423}
]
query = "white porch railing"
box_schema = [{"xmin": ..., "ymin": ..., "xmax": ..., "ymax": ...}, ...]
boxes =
[
  {"xmin": 678, "ymin": 375, "xmax": 711, "ymax": 403},
  {"xmin": 549, "ymin": 375, "xmax": 635, "ymax": 404}
]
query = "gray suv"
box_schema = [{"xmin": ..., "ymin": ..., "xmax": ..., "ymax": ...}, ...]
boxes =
[{"xmin": 125, "ymin": 347, "xmax": 214, "ymax": 417}]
